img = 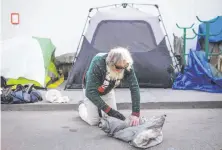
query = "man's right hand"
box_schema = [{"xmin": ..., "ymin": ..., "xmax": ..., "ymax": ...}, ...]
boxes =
[{"xmin": 107, "ymin": 108, "xmax": 126, "ymax": 121}]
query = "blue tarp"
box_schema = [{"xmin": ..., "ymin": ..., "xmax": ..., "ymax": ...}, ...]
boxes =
[
  {"xmin": 173, "ymin": 16, "xmax": 222, "ymax": 93},
  {"xmin": 173, "ymin": 50, "xmax": 222, "ymax": 93},
  {"xmin": 196, "ymin": 16, "xmax": 222, "ymax": 50}
]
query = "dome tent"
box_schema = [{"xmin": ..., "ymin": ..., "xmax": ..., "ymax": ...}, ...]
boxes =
[
  {"xmin": 1, "ymin": 36, "xmax": 63, "ymax": 88},
  {"xmin": 65, "ymin": 3, "xmax": 178, "ymax": 89}
]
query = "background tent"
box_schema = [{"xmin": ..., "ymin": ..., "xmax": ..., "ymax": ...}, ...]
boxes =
[
  {"xmin": 65, "ymin": 4, "xmax": 177, "ymax": 89},
  {"xmin": 1, "ymin": 36, "xmax": 63, "ymax": 88}
]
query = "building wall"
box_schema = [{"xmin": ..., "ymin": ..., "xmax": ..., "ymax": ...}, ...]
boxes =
[{"xmin": 1, "ymin": 0, "xmax": 222, "ymax": 56}]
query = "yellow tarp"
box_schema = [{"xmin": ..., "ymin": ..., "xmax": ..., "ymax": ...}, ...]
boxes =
[{"xmin": 7, "ymin": 74, "xmax": 64, "ymax": 89}]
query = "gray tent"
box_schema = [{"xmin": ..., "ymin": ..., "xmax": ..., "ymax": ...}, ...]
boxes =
[{"xmin": 65, "ymin": 3, "xmax": 177, "ymax": 89}]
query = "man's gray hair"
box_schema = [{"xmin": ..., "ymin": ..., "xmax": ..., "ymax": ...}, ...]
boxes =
[{"xmin": 106, "ymin": 47, "xmax": 133, "ymax": 71}]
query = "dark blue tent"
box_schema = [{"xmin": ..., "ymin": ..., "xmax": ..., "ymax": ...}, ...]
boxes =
[
  {"xmin": 65, "ymin": 7, "xmax": 175, "ymax": 89},
  {"xmin": 173, "ymin": 16, "xmax": 222, "ymax": 93}
]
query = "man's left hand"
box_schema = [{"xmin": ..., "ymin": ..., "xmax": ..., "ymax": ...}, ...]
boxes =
[{"xmin": 129, "ymin": 115, "xmax": 140, "ymax": 126}]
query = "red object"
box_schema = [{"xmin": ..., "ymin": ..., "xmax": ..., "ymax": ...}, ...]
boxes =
[
  {"xmin": 98, "ymin": 86, "xmax": 105, "ymax": 93},
  {"xmin": 11, "ymin": 13, "xmax": 19, "ymax": 24}
]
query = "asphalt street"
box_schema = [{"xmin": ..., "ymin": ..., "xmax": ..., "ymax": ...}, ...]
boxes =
[{"xmin": 1, "ymin": 109, "xmax": 222, "ymax": 150}]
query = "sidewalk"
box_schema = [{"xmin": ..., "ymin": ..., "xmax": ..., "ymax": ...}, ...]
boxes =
[{"xmin": 2, "ymin": 87, "xmax": 222, "ymax": 111}]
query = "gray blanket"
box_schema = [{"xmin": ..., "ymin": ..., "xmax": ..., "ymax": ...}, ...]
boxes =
[{"xmin": 98, "ymin": 114, "xmax": 166, "ymax": 149}]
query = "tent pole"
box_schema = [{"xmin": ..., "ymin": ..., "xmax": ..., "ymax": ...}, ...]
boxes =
[
  {"xmin": 128, "ymin": 3, "xmax": 156, "ymax": 6},
  {"xmin": 72, "ymin": 3, "xmax": 124, "ymax": 66},
  {"xmin": 93, "ymin": 4, "xmax": 120, "ymax": 10},
  {"xmin": 156, "ymin": 5, "xmax": 180, "ymax": 72},
  {"xmin": 73, "ymin": 10, "xmax": 92, "ymax": 65},
  {"xmin": 64, "ymin": 9, "xmax": 91, "ymax": 90},
  {"xmin": 93, "ymin": 3, "xmax": 157, "ymax": 10},
  {"xmin": 129, "ymin": 3, "xmax": 180, "ymax": 72}
]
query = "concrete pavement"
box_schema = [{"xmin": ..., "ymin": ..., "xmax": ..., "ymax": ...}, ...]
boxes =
[{"xmin": 2, "ymin": 109, "xmax": 222, "ymax": 150}]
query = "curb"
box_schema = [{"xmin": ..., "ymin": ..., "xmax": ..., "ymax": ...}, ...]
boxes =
[{"xmin": 1, "ymin": 101, "xmax": 222, "ymax": 111}]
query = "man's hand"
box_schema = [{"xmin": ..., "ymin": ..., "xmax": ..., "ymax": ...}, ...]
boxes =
[
  {"xmin": 107, "ymin": 108, "xmax": 126, "ymax": 121},
  {"xmin": 129, "ymin": 115, "xmax": 140, "ymax": 126}
]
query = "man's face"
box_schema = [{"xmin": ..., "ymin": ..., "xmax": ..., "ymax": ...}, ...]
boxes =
[{"xmin": 111, "ymin": 60, "xmax": 128, "ymax": 73}]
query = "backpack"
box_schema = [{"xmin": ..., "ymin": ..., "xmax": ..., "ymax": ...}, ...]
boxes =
[
  {"xmin": 1, "ymin": 84, "xmax": 43, "ymax": 104},
  {"xmin": 1, "ymin": 87, "xmax": 13, "ymax": 104}
]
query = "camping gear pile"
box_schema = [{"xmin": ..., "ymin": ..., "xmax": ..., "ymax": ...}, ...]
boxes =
[
  {"xmin": 98, "ymin": 114, "xmax": 166, "ymax": 149},
  {"xmin": 1, "ymin": 77, "xmax": 43, "ymax": 104},
  {"xmin": 173, "ymin": 34, "xmax": 184, "ymax": 71},
  {"xmin": 65, "ymin": 3, "xmax": 178, "ymax": 90},
  {"xmin": 196, "ymin": 16, "xmax": 222, "ymax": 70},
  {"xmin": 55, "ymin": 52, "xmax": 75, "ymax": 80}
]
